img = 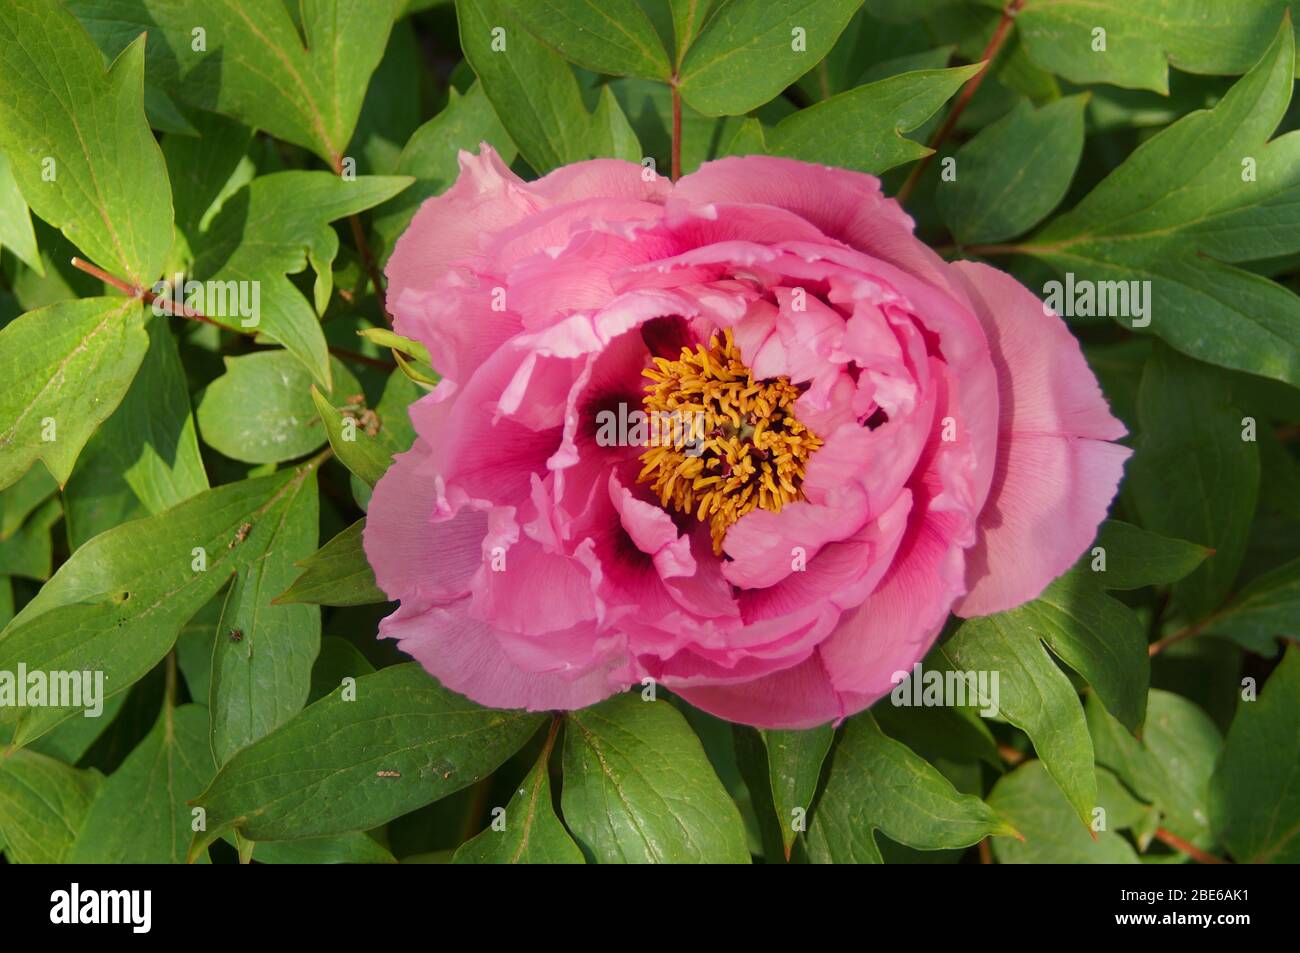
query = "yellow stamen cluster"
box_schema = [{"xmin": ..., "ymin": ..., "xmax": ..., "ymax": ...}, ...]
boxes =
[{"xmin": 637, "ymin": 328, "xmax": 823, "ymax": 555}]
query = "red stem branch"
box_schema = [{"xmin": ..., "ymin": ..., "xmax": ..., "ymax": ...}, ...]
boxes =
[
  {"xmin": 1154, "ymin": 828, "xmax": 1228, "ymax": 864},
  {"xmin": 334, "ymin": 155, "xmax": 390, "ymax": 324},
  {"xmin": 897, "ymin": 0, "xmax": 1026, "ymax": 205},
  {"xmin": 70, "ymin": 256, "xmax": 395, "ymax": 372},
  {"xmin": 347, "ymin": 211, "xmax": 389, "ymax": 323},
  {"xmin": 70, "ymin": 257, "xmax": 223, "ymax": 327}
]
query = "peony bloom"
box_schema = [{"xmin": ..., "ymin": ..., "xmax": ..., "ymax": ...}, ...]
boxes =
[{"xmin": 365, "ymin": 146, "xmax": 1130, "ymax": 729}]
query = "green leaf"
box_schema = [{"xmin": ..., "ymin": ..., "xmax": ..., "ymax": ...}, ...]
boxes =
[
  {"xmin": 307, "ymin": 635, "xmax": 375, "ymax": 705},
  {"xmin": 609, "ymin": 76, "xmax": 747, "ymax": 176},
  {"xmin": 277, "ymin": 519, "xmax": 385, "ymax": 607},
  {"xmin": 0, "ymin": 748, "xmax": 102, "ymax": 864},
  {"xmin": 242, "ymin": 831, "xmax": 395, "ymax": 865},
  {"xmin": 357, "ymin": 327, "xmax": 432, "ymax": 367},
  {"xmin": 175, "ymin": 596, "xmax": 221, "ymax": 704},
  {"xmin": 0, "ymin": 463, "xmax": 57, "ymax": 540},
  {"xmin": 731, "ymin": 725, "xmax": 792, "ymax": 863},
  {"xmin": 373, "ymin": 83, "xmax": 516, "ymax": 258},
  {"xmin": 457, "ymin": 0, "xmax": 641, "ymax": 173},
  {"xmin": 63, "ymin": 314, "xmax": 209, "ymax": 546},
  {"xmin": 1069, "ymin": 519, "xmax": 1211, "ymax": 590},
  {"xmin": 0, "ymin": 2, "xmax": 172, "ymax": 286},
  {"xmin": 198, "ymin": 352, "xmax": 360, "ymax": 465},
  {"xmin": 1022, "ymin": 22, "xmax": 1300, "ymax": 387},
  {"xmin": 1017, "ymin": 1, "xmax": 1298, "ymax": 94},
  {"xmin": 1204, "ymin": 555, "xmax": 1300, "ymax": 655},
  {"xmin": 190, "ymin": 663, "xmax": 543, "ymax": 848},
  {"xmin": 0, "ymin": 495, "xmax": 61, "ymax": 579},
  {"xmin": 0, "ymin": 463, "xmax": 324, "ymax": 746},
  {"xmin": 455, "ymin": 720, "xmax": 584, "ymax": 863},
  {"xmin": 988, "ymin": 761, "xmax": 1140, "ymax": 864},
  {"xmin": 350, "ymin": 17, "xmax": 423, "ymax": 177},
  {"xmin": 760, "ymin": 724, "xmax": 833, "ymax": 860},
  {"xmin": 310, "ymin": 385, "xmax": 394, "ymax": 486},
  {"xmin": 561, "ymin": 693, "xmax": 750, "ymax": 863},
  {"xmin": 28, "ymin": 692, "xmax": 128, "ymax": 767},
  {"xmin": 678, "ymin": 0, "xmax": 862, "ymax": 116},
  {"xmin": 667, "ymin": 0, "xmax": 718, "ymax": 67},
  {"xmin": 161, "ymin": 110, "xmax": 255, "ymax": 261},
  {"xmin": 764, "ymin": 65, "xmax": 982, "ymax": 174},
  {"xmin": 872, "ymin": 703, "xmax": 1002, "ymax": 772},
  {"xmin": 499, "ymin": 0, "xmax": 672, "ymax": 80},
  {"xmin": 342, "ymin": 368, "xmax": 422, "ymax": 510},
  {"xmin": 62, "ymin": 448, "xmax": 147, "ymax": 550},
  {"xmin": 0, "ymin": 151, "xmax": 40, "ymax": 273},
  {"xmin": 804, "ymin": 714, "xmax": 1014, "ymax": 864},
  {"xmin": 1210, "ymin": 645, "xmax": 1300, "ymax": 863},
  {"xmin": 188, "ymin": 171, "xmax": 411, "ymax": 388},
  {"xmin": 937, "ymin": 94, "xmax": 1088, "ymax": 244},
  {"xmin": 68, "ymin": 704, "xmax": 216, "ymax": 863},
  {"xmin": 78, "ymin": 0, "xmax": 403, "ymax": 165},
  {"xmin": 938, "ymin": 612, "xmax": 1097, "ymax": 825},
  {"xmin": 209, "ymin": 470, "xmax": 320, "ymax": 766},
  {"xmin": 0, "ymin": 297, "xmax": 148, "ymax": 491},
  {"xmin": 1025, "ymin": 574, "xmax": 1150, "ymax": 734},
  {"xmin": 1127, "ymin": 345, "xmax": 1260, "ymax": 621},
  {"xmin": 1087, "ymin": 690, "xmax": 1223, "ymax": 848}
]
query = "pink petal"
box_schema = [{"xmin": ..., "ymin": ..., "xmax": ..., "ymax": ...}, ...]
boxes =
[
  {"xmin": 820, "ymin": 506, "xmax": 971, "ymax": 700},
  {"xmin": 672, "ymin": 653, "xmax": 844, "ymax": 730},
  {"xmin": 947, "ymin": 261, "xmax": 1131, "ymax": 616},
  {"xmin": 381, "ymin": 597, "xmax": 624, "ymax": 711},
  {"xmin": 674, "ymin": 156, "xmax": 968, "ymax": 305},
  {"xmin": 363, "ymin": 438, "xmax": 486, "ymax": 604}
]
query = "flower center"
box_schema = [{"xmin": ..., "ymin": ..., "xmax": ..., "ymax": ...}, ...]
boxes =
[{"xmin": 637, "ymin": 328, "xmax": 823, "ymax": 555}]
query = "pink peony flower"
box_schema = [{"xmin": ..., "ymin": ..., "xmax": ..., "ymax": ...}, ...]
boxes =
[{"xmin": 365, "ymin": 146, "xmax": 1130, "ymax": 729}]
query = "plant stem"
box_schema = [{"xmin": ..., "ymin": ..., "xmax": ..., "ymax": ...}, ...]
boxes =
[
  {"xmin": 303, "ymin": 444, "xmax": 336, "ymax": 472},
  {"xmin": 333, "ymin": 154, "xmax": 390, "ymax": 323},
  {"xmin": 1148, "ymin": 621, "xmax": 1204, "ymax": 657},
  {"xmin": 327, "ymin": 345, "xmax": 396, "ymax": 370},
  {"xmin": 72, "ymin": 257, "xmax": 396, "ymax": 372},
  {"xmin": 347, "ymin": 211, "xmax": 390, "ymax": 323},
  {"xmin": 70, "ymin": 257, "xmax": 223, "ymax": 328},
  {"xmin": 1154, "ymin": 827, "xmax": 1228, "ymax": 864},
  {"xmin": 997, "ymin": 743, "xmax": 1025, "ymax": 766},
  {"xmin": 897, "ymin": 0, "xmax": 1026, "ymax": 205}
]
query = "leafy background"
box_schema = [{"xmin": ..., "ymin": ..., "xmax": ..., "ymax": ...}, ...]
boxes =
[{"xmin": 0, "ymin": 0, "xmax": 1297, "ymax": 864}]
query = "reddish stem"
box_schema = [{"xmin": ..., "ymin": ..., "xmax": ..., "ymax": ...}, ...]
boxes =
[
  {"xmin": 70, "ymin": 257, "xmax": 223, "ymax": 327},
  {"xmin": 72, "ymin": 256, "xmax": 395, "ymax": 372},
  {"xmin": 897, "ymin": 0, "xmax": 1026, "ymax": 205},
  {"xmin": 997, "ymin": 743, "xmax": 1025, "ymax": 766},
  {"xmin": 1154, "ymin": 828, "xmax": 1228, "ymax": 864},
  {"xmin": 347, "ymin": 211, "xmax": 389, "ymax": 324},
  {"xmin": 328, "ymin": 345, "xmax": 395, "ymax": 370},
  {"xmin": 334, "ymin": 155, "xmax": 390, "ymax": 324}
]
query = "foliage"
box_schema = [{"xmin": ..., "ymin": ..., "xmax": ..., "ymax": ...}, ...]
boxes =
[{"xmin": 0, "ymin": 0, "xmax": 1296, "ymax": 865}]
